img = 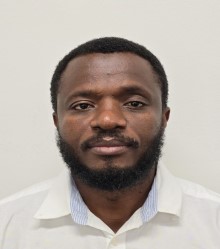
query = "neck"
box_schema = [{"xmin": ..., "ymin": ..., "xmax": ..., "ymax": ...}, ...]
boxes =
[{"xmin": 73, "ymin": 166, "xmax": 156, "ymax": 233}]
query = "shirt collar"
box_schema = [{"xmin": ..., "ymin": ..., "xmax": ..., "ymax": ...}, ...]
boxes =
[
  {"xmin": 157, "ymin": 162, "xmax": 182, "ymax": 216},
  {"xmin": 34, "ymin": 162, "xmax": 182, "ymax": 220},
  {"xmin": 34, "ymin": 169, "xmax": 71, "ymax": 219},
  {"xmin": 140, "ymin": 177, "xmax": 158, "ymax": 223}
]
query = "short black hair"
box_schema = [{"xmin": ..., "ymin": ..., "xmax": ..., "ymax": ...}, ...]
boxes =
[{"xmin": 50, "ymin": 37, "xmax": 168, "ymax": 112}]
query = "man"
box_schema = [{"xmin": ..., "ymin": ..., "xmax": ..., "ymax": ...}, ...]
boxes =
[{"xmin": 0, "ymin": 37, "xmax": 219, "ymax": 248}]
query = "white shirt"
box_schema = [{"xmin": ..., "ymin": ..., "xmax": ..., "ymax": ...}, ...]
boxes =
[{"xmin": 0, "ymin": 162, "xmax": 220, "ymax": 248}]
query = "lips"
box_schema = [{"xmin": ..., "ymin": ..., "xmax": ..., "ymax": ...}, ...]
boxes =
[
  {"xmin": 90, "ymin": 145, "xmax": 128, "ymax": 156},
  {"xmin": 87, "ymin": 139, "xmax": 131, "ymax": 156}
]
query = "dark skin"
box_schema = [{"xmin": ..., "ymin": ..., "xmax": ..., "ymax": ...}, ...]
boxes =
[{"xmin": 53, "ymin": 52, "xmax": 170, "ymax": 232}]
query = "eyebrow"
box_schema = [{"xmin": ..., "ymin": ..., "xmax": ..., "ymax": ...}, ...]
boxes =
[
  {"xmin": 71, "ymin": 86, "xmax": 149, "ymax": 97},
  {"xmin": 118, "ymin": 85, "xmax": 148, "ymax": 96},
  {"xmin": 68, "ymin": 89, "xmax": 97, "ymax": 98},
  {"xmin": 65, "ymin": 85, "xmax": 151, "ymax": 103}
]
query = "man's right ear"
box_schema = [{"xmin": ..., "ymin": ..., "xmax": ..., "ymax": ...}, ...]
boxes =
[{"xmin": 53, "ymin": 112, "xmax": 58, "ymax": 128}]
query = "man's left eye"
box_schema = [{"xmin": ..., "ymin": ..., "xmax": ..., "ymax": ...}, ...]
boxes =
[{"xmin": 125, "ymin": 101, "xmax": 144, "ymax": 108}]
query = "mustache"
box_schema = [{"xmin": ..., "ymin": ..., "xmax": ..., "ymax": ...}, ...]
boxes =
[{"xmin": 81, "ymin": 131, "xmax": 139, "ymax": 151}]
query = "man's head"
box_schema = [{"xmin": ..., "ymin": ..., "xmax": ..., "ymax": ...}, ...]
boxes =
[
  {"xmin": 50, "ymin": 37, "xmax": 168, "ymax": 112},
  {"xmin": 51, "ymin": 37, "xmax": 170, "ymax": 191}
]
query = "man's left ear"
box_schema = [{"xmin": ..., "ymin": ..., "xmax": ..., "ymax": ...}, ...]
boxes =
[{"xmin": 162, "ymin": 107, "xmax": 170, "ymax": 128}]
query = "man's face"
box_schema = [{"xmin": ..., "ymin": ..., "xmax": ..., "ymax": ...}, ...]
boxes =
[{"xmin": 54, "ymin": 52, "xmax": 170, "ymax": 190}]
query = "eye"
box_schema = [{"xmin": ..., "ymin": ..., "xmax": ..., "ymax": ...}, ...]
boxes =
[
  {"xmin": 125, "ymin": 101, "xmax": 145, "ymax": 108},
  {"xmin": 72, "ymin": 102, "xmax": 94, "ymax": 110}
]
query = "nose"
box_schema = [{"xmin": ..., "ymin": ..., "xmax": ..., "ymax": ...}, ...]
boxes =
[{"xmin": 90, "ymin": 101, "xmax": 127, "ymax": 131}]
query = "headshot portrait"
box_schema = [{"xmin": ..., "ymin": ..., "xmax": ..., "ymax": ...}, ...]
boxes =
[{"xmin": 0, "ymin": 1, "xmax": 219, "ymax": 248}]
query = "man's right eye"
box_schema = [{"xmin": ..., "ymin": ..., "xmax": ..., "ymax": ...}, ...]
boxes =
[{"xmin": 72, "ymin": 103, "xmax": 93, "ymax": 110}]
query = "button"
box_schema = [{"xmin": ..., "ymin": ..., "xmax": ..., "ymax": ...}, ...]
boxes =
[{"xmin": 111, "ymin": 237, "xmax": 118, "ymax": 246}]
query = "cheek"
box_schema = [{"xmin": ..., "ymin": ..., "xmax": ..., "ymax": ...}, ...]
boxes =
[
  {"xmin": 58, "ymin": 116, "xmax": 89, "ymax": 143},
  {"xmin": 128, "ymin": 112, "xmax": 162, "ymax": 141},
  {"xmin": 130, "ymin": 113, "xmax": 162, "ymax": 133}
]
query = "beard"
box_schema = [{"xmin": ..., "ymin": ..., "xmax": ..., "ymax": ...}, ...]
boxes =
[{"xmin": 56, "ymin": 127, "xmax": 165, "ymax": 192}]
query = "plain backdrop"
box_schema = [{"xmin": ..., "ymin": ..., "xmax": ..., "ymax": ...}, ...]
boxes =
[{"xmin": 0, "ymin": 0, "xmax": 219, "ymax": 199}]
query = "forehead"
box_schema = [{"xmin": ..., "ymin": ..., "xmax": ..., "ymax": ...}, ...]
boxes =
[
  {"xmin": 59, "ymin": 52, "xmax": 160, "ymax": 98},
  {"xmin": 62, "ymin": 52, "xmax": 156, "ymax": 83}
]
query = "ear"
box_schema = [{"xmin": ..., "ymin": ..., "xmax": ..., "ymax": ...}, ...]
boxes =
[
  {"xmin": 53, "ymin": 112, "xmax": 58, "ymax": 128},
  {"xmin": 162, "ymin": 107, "xmax": 170, "ymax": 129}
]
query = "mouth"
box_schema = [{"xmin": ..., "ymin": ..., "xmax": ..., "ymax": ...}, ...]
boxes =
[
  {"xmin": 85, "ymin": 137, "xmax": 136, "ymax": 156},
  {"xmin": 90, "ymin": 145, "xmax": 129, "ymax": 156}
]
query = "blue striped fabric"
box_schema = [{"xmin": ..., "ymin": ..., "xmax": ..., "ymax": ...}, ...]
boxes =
[
  {"xmin": 70, "ymin": 181, "xmax": 88, "ymax": 225},
  {"xmin": 140, "ymin": 178, "xmax": 157, "ymax": 223},
  {"xmin": 70, "ymin": 179, "xmax": 157, "ymax": 225}
]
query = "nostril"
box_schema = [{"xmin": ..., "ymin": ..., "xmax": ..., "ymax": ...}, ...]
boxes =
[{"xmin": 90, "ymin": 110, "xmax": 127, "ymax": 130}]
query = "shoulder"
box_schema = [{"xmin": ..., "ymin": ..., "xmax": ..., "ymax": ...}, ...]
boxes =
[
  {"xmin": 177, "ymin": 177, "xmax": 220, "ymax": 227},
  {"xmin": 0, "ymin": 179, "xmax": 53, "ymax": 227},
  {"xmin": 159, "ymin": 162, "xmax": 220, "ymax": 204},
  {"xmin": 0, "ymin": 170, "xmax": 71, "ymax": 246},
  {"xmin": 178, "ymin": 177, "xmax": 220, "ymax": 203},
  {"xmin": 160, "ymin": 165, "xmax": 220, "ymax": 235},
  {"xmin": 0, "ymin": 179, "xmax": 53, "ymax": 206},
  {"xmin": 0, "ymin": 179, "xmax": 54, "ymax": 246}
]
